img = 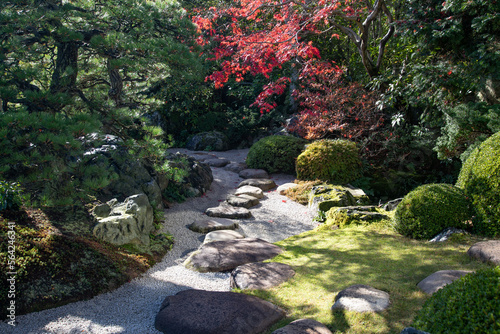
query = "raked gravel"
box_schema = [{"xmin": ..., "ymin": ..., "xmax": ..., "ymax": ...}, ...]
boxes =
[{"xmin": 1, "ymin": 148, "xmax": 318, "ymax": 334}]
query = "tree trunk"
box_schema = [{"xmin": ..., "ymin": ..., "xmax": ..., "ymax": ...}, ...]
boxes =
[
  {"xmin": 50, "ymin": 41, "xmax": 79, "ymax": 94},
  {"xmin": 107, "ymin": 58, "xmax": 123, "ymax": 106}
]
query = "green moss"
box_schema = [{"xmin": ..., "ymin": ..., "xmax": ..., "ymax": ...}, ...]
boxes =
[
  {"xmin": 392, "ymin": 183, "xmax": 474, "ymax": 240},
  {"xmin": 246, "ymin": 135, "xmax": 307, "ymax": 174},
  {"xmin": 326, "ymin": 207, "xmax": 390, "ymax": 229},
  {"xmin": 295, "ymin": 139, "xmax": 362, "ymax": 184},
  {"xmin": 413, "ymin": 267, "xmax": 500, "ymax": 334},
  {"xmin": 308, "ymin": 185, "xmax": 356, "ymax": 212},
  {"xmin": 456, "ymin": 131, "xmax": 500, "ymax": 237}
]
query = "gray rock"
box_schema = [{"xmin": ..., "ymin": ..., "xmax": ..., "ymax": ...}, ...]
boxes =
[
  {"xmin": 225, "ymin": 162, "xmax": 247, "ymax": 173},
  {"xmin": 205, "ymin": 202, "xmax": 252, "ymax": 219},
  {"xmin": 230, "ymin": 262, "xmax": 295, "ymax": 290},
  {"xmin": 239, "ymin": 169, "xmax": 270, "ymax": 179},
  {"xmin": 186, "ymin": 131, "xmax": 230, "ymax": 151},
  {"xmin": 235, "ymin": 185, "xmax": 264, "ymax": 199},
  {"xmin": 329, "ymin": 206, "xmax": 389, "ymax": 223},
  {"xmin": 238, "ymin": 178, "xmax": 277, "ymax": 191},
  {"xmin": 277, "ymin": 183, "xmax": 298, "ymax": 195},
  {"xmin": 155, "ymin": 289, "xmax": 285, "ymax": 334},
  {"xmin": 272, "ymin": 319, "xmax": 332, "ymax": 334},
  {"xmin": 205, "ymin": 158, "xmax": 230, "ymax": 167},
  {"xmin": 400, "ymin": 327, "xmax": 430, "ymax": 334},
  {"xmin": 429, "ymin": 227, "xmax": 468, "ymax": 242},
  {"xmin": 93, "ymin": 194, "xmax": 154, "ymax": 246},
  {"xmin": 167, "ymin": 153, "xmax": 214, "ymax": 196},
  {"xmin": 226, "ymin": 194, "xmax": 260, "ymax": 208},
  {"xmin": 468, "ymin": 240, "xmax": 500, "ymax": 265},
  {"xmin": 190, "ymin": 152, "xmax": 217, "ymax": 162},
  {"xmin": 382, "ymin": 198, "xmax": 403, "ymax": 211},
  {"xmin": 184, "ymin": 238, "xmax": 283, "ymax": 272},
  {"xmin": 345, "ymin": 184, "xmax": 370, "ymax": 205},
  {"xmin": 189, "ymin": 218, "xmax": 239, "ymax": 233},
  {"xmin": 309, "ymin": 185, "xmax": 356, "ymax": 213},
  {"xmin": 417, "ymin": 270, "xmax": 473, "ymax": 295},
  {"xmin": 331, "ymin": 284, "xmax": 390, "ymax": 312},
  {"xmin": 204, "ymin": 230, "xmax": 245, "ymax": 244}
]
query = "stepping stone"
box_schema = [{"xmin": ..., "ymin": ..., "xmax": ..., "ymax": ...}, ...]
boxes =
[
  {"xmin": 400, "ymin": 328, "xmax": 430, "ymax": 334},
  {"xmin": 155, "ymin": 289, "xmax": 285, "ymax": 334},
  {"xmin": 238, "ymin": 178, "xmax": 277, "ymax": 191},
  {"xmin": 204, "ymin": 230, "xmax": 245, "ymax": 244},
  {"xmin": 417, "ymin": 270, "xmax": 473, "ymax": 295},
  {"xmin": 189, "ymin": 218, "xmax": 239, "ymax": 233},
  {"xmin": 205, "ymin": 202, "xmax": 252, "ymax": 219},
  {"xmin": 468, "ymin": 240, "xmax": 500, "ymax": 265},
  {"xmin": 235, "ymin": 185, "xmax": 264, "ymax": 199},
  {"xmin": 191, "ymin": 152, "xmax": 217, "ymax": 162},
  {"xmin": 277, "ymin": 183, "xmax": 298, "ymax": 195},
  {"xmin": 225, "ymin": 162, "xmax": 247, "ymax": 173},
  {"xmin": 230, "ymin": 262, "xmax": 295, "ymax": 290},
  {"xmin": 226, "ymin": 194, "xmax": 260, "ymax": 208},
  {"xmin": 272, "ymin": 319, "xmax": 332, "ymax": 334},
  {"xmin": 205, "ymin": 158, "xmax": 230, "ymax": 167},
  {"xmin": 239, "ymin": 169, "xmax": 269, "ymax": 179},
  {"xmin": 184, "ymin": 238, "xmax": 283, "ymax": 272},
  {"xmin": 331, "ymin": 284, "xmax": 390, "ymax": 312},
  {"xmin": 429, "ymin": 227, "xmax": 468, "ymax": 242}
]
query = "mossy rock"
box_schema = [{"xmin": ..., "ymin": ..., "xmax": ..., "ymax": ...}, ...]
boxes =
[
  {"xmin": 308, "ymin": 185, "xmax": 356, "ymax": 212},
  {"xmin": 392, "ymin": 183, "xmax": 474, "ymax": 240},
  {"xmin": 456, "ymin": 131, "xmax": 500, "ymax": 237},
  {"xmin": 295, "ymin": 139, "xmax": 362, "ymax": 184},
  {"xmin": 413, "ymin": 267, "xmax": 500, "ymax": 333},
  {"xmin": 326, "ymin": 206, "xmax": 389, "ymax": 229},
  {"xmin": 246, "ymin": 135, "xmax": 307, "ymax": 174}
]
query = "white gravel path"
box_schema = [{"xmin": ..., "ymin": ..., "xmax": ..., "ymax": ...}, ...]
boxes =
[{"xmin": 1, "ymin": 148, "xmax": 318, "ymax": 334}]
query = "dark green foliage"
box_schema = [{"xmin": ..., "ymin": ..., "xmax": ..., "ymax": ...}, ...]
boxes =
[
  {"xmin": 295, "ymin": 139, "xmax": 362, "ymax": 184},
  {"xmin": 413, "ymin": 267, "xmax": 500, "ymax": 334},
  {"xmin": 0, "ymin": 181, "xmax": 23, "ymax": 211},
  {"xmin": 392, "ymin": 183, "xmax": 474, "ymax": 240},
  {"xmin": 246, "ymin": 135, "xmax": 307, "ymax": 174},
  {"xmin": 456, "ymin": 131, "xmax": 500, "ymax": 237}
]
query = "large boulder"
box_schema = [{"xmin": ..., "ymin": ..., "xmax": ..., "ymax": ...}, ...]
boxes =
[
  {"xmin": 331, "ymin": 284, "xmax": 390, "ymax": 313},
  {"xmin": 230, "ymin": 262, "xmax": 295, "ymax": 290},
  {"xmin": 417, "ymin": 270, "xmax": 473, "ymax": 295},
  {"xmin": 92, "ymin": 194, "xmax": 154, "ymax": 246},
  {"xmin": 184, "ymin": 238, "xmax": 283, "ymax": 272},
  {"xmin": 167, "ymin": 152, "xmax": 213, "ymax": 197},
  {"xmin": 308, "ymin": 185, "xmax": 356, "ymax": 213},
  {"xmin": 186, "ymin": 131, "xmax": 230, "ymax": 151},
  {"xmin": 467, "ymin": 240, "xmax": 500, "ymax": 265},
  {"xmin": 155, "ymin": 289, "xmax": 285, "ymax": 334}
]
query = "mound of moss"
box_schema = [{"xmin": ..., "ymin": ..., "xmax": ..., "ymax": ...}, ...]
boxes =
[
  {"xmin": 413, "ymin": 267, "xmax": 500, "ymax": 333},
  {"xmin": 392, "ymin": 183, "xmax": 473, "ymax": 240},
  {"xmin": 295, "ymin": 139, "xmax": 362, "ymax": 184},
  {"xmin": 456, "ymin": 131, "xmax": 500, "ymax": 237},
  {"xmin": 246, "ymin": 135, "xmax": 307, "ymax": 174}
]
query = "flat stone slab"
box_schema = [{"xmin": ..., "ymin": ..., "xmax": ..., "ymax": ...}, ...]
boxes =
[
  {"xmin": 189, "ymin": 218, "xmax": 239, "ymax": 233},
  {"xmin": 277, "ymin": 183, "xmax": 298, "ymax": 195},
  {"xmin": 205, "ymin": 158, "xmax": 230, "ymax": 167},
  {"xmin": 468, "ymin": 240, "xmax": 500, "ymax": 265},
  {"xmin": 235, "ymin": 185, "xmax": 264, "ymax": 199},
  {"xmin": 239, "ymin": 169, "xmax": 269, "ymax": 179},
  {"xmin": 417, "ymin": 270, "xmax": 473, "ymax": 295},
  {"xmin": 204, "ymin": 230, "xmax": 245, "ymax": 244},
  {"xmin": 205, "ymin": 202, "xmax": 252, "ymax": 219},
  {"xmin": 225, "ymin": 162, "xmax": 247, "ymax": 173},
  {"xmin": 226, "ymin": 194, "xmax": 260, "ymax": 208},
  {"xmin": 230, "ymin": 262, "xmax": 295, "ymax": 290},
  {"xmin": 238, "ymin": 178, "xmax": 277, "ymax": 191},
  {"xmin": 184, "ymin": 238, "xmax": 283, "ymax": 272},
  {"xmin": 331, "ymin": 284, "xmax": 390, "ymax": 312},
  {"xmin": 155, "ymin": 289, "xmax": 285, "ymax": 334},
  {"xmin": 272, "ymin": 319, "xmax": 332, "ymax": 334}
]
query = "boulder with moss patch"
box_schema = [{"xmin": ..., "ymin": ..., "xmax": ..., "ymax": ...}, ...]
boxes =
[
  {"xmin": 186, "ymin": 131, "xmax": 230, "ymax": 151},
  {"xmin": 308, "ymin": 185, "xmax": 356, "ymax": 212},
  {"xmin": 326, "ymin": 206, "xmax": 389, "ymax": 229}
]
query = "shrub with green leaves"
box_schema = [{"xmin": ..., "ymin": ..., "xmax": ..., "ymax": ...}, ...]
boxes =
[
  {"xmin": 413, "ymin": 267, "xmax": 500, "ymax": 334},
  {"xmin": 0, "ymin": 181, "xmax": 23, "ymax": 211},
  {"xmin": 246, "ymin": 135, "xmax": 307, "ymax": 174},
  {"xmin": 456, "ymin": 131, "xmax": 500, "ymax": 237},
  {"xmin": 392, "ymin": 183, "xmax": 474, "ymax": 240},
  {"xmin": 295, "ymin": 139, "xmax": 362, "ymax": 184}
]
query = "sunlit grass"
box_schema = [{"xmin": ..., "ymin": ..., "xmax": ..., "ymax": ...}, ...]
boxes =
[{"xmin": 240, "ymin": 221, "xmax": 490, "ymax": 333}]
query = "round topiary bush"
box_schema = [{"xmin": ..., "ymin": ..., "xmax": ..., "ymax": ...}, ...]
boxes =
[
  {"xmin": 246, "ymin": 135, "xmax": 307, "ymax": 174},
  {"xmin": 295, "ymin": 139, "xmax": 362, "ymax": 184},
  {"xmin": 392, "ymin": 183, "xmax": 473, "ymax": 240},
  {"xmin": 413, "ymin": 267, "xmax": 500, "ymax": 333},
  {"xmin": 456, "ymin": 131, "xmax": 500, "ymax": 237}
]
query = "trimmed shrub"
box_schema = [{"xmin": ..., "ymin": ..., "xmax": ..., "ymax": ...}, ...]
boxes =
[
  {"xmin": 456, "ymin": 131, "xmax": 500, "ymax": 237},
  {"xmin": 246, "ymin": 135, "xmax": 307, "ymax": 174},
  {"xmin": 413, "ymin": 267, "xmax": 500, "ymax": 334},
  {"xmin": 392, "ymin": 183, "xmax": 473, "ymax": 240},
  {"xmin": 295, "ymin": 139, "xmax": 362, "ymax": 184}
]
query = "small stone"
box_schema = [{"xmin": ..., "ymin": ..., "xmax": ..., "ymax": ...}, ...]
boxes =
[
  {"xmin": 226, "ymin": 194, "xmax": 260, "ymax": 208},
  {"xmin": 235, "ymin": 185, "xmax": 264, "ymax": 199},
  {"xmin": 272, "ymin": 319, "xmax": 333, "ymax": 334},
  {"xmin": 468, "ymin": 240, "xmax": 500, "ymax": 265},
  {"xmin": 331, "ymin": 284, "xmax": 390, "ymax": 312},
  {"xmin": 417, "ymin": 270, "xmax": 473, "ymax": 295},
  {"xmin": 205, "ymin": 203, "xmax": 252, "ymax": 219},
  {"xmin": 239, "ymin": 169, "xmax": 269, "ymax": 179},
  {"xmin": 277, "ymin": 183, "xmax": 298, "ymax": 195},
  {"xmin": 189, "ymin": 218, "xmax": 239, "ymax": 233},
  {"xmin": 238, "ymin": 178, "xmax": 277, "ymax": 191},
  {"xmin": 429, "ymin": 227, "xmax": 468, "ymax": 242},
  {"xmin": 204, "ymin": 230, "xmax": 245, "ymax": 243},
  {"xmin": 230, "ymin": 262, "xmax": 295, "ymax": 290}
]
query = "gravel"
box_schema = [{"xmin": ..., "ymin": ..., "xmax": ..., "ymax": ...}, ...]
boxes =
[{"xmin": 1, "ymin": 148, "xmax": 318, "ymax": 334}]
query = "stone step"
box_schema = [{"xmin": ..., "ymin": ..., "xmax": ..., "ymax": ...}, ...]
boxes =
[
  {"xmin": 239, "ymin": 168, "xmax": 269, "ymax": 179},
  {"xmin": 235, "ymin": 185, "xmax": 264, "ymax": 199},
  {"xmin": 238, "ymin": 178, "xmax": 277, "ymax": 191},
  {"xmin": 230, "ymin": 262, "xmax": 295, "ymax": 290},
  {"xmin": 226, "ymin": 194, "xmax": 260, "ymax": 208},
  {"xmin": 205, "ymin": 202, "xmax": 252, "ymax": 219},
  {"xmin": 189, "ymin": 218, "xmax": 239, "ymax": 233}
]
